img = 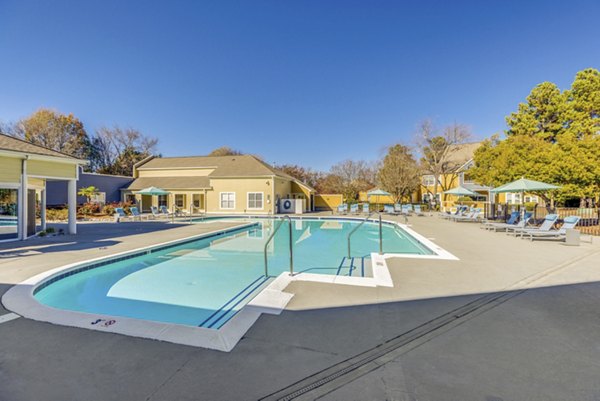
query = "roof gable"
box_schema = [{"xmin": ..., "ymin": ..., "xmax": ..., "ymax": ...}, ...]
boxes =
[{"xmin": 0, "ymin": 133, "xmax": 84, "ymax": 161}]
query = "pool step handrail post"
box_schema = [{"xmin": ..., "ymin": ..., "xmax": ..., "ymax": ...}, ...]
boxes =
[
  {"xmin": 263, "ymin": 217, "xmax": 285, "ymax": 277},
  {"xmin": 379, "ymin": 212, "xmax": 383, "ymax": 255},
  {"xmin": 286, "ymin": 215, "xmax": 294, "ymax": 276},
  {"xmin": 347, "ymin": 211, "xmax": 377, "ymax": 258}
]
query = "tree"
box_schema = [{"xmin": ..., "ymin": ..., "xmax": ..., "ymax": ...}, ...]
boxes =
[
  {"xmin": 329, "ymin": 160, "xmax": 376, "ymax": 201},
  {"xmin": 78, "ymin": 186, "xmax": 99, "ymax": 203},
  {"xmin": 471, "ymin": 68, "xmax": 600, "ymax": 205},
  {"xmin": 91, "ymin": 126, "xmax": 158, "ymax": 176},
  {"xmin": 416, "ymin": 119, "xmax": 472, "ymax": 202},
  {"xmin": 277, "ymin": 164, "xmax": 323, "ymax": 189},
  {"xmin": 208, "ymin": 146, "xmax": 243, "ymax": 156},
  {"xmin": 377, "ymin": 144, "xmax": 420, "ymax": 203},
  {"xmin": 11, "ymin": 108, "xmax": 92, "ymax": 159}
]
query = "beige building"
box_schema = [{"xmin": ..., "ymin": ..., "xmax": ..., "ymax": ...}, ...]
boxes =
[
  {"xmin": 0, "ymin": 134, "xmax": 86, "ymax": 241},
  {"xmin": 123, "ymin": 155, "xmax": 314, "ymax": 215}
]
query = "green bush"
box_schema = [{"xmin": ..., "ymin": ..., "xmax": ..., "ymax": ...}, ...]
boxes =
[{"xmin": 524, "ymin": 202, "xmax": 537, "ymax": 211}]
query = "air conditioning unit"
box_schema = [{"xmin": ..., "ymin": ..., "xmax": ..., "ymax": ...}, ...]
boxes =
[{"xmin": 279, "ymin": 198, "xmax": 304, "ymax": 214}]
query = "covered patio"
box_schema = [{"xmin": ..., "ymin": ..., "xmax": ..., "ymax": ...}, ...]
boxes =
[{"xmin": 0, "ymin": 134, "xmax": 86, "ymax": 241}]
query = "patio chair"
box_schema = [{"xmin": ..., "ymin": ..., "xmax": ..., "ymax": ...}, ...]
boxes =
[
  {"xmin": 453, "ymin": 208, "xmax": 483, "ymax": 222},
  {"xmin": 383, "ymin": 205, "xmax": 396, "ymax": 214},
  {"xmin": 350, "ymin": 204, "xmax": 359, "ymax": 214},
  {"xmin": 362, "ymin": 203, "xmax": 370, "ymax": 214},
  {"xmin": 129, "ymin": 206, "xmax": 151, "ymax": 221},
  {"xmin": 401, "ymin": 204, "xmax": 412, "ymax": 216},
  {"xmin": 114, "ymin": 207, "xmax": 133, "ymax": 222},
  {"xmin": 150, "ymin": 206, "xmax": 163, "ymax": 219},
  {"xmin": 440, "ymin": 205, "xmax": 466, "ymax": 219},
  {"xmin": 520, "ymin": 216, "xmax": 580, "ymax": 241},
  {"xmin": 413, "ymin": 204, "xmax": 425, "ymax": 216},
  {"xmin": 509, "ymin": 214, "xmax": 558, "ymax": 236},
  {"xmin": 481, "ymin": 211, "xmax": 519, "ymax": 230},
  {"xmin": 336, "ymin": 204, "xmax": 348, "ymax": 215},
  {"xmin": 160, "ymin": 205, "xmax": 174, "ymax": 217}
]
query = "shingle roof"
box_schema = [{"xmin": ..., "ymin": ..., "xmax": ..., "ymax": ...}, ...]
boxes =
[
  {"xmin": 138, "ymin": 154, "xmax": 296, "ymax": 180},
  {"xmin": 0, "ymin": 133, "xmax": 83, "ymax": 161},
  {"xmin": 125, "ymin": 176, "xmax": 211, "ymax": 190},
  {"xmin": 447, "ymin": 142, "xmax": 481, "ymax": 167}
]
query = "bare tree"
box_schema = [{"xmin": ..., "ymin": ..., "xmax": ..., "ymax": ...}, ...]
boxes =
[
  {"xmin": 416, "ymin": 119, "xmax": 472, "ymax": 204},
  {"xmin": 329, "ymin": 160, "xmax": 376, "ymax": 201},
  {"xmin": 92, "ymin": 126, "xmax": 158, "ymax": 175}
]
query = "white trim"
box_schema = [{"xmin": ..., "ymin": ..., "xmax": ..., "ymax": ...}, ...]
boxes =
[
  {"xmin": 1, "ymin": 217, "xmax": 456, "ymax": 352},
  {"xmin": 246, "ymin": 191, "xmax": 264, "ymax": 210},
  {"xmin": 219, "ymin": 192, "xmax": 236, "ymax": 210},
  {"xmin": 0, "ymin": 149, "xmax": 86, "ymax": 165}
]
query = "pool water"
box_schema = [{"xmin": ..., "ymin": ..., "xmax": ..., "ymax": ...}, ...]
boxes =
[{"xmin": 34, "ymin": 218, "xmax": 432, "ymax": 329}]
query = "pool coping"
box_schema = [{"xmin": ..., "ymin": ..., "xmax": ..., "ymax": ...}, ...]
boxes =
[{"xmin": 2, "ymin": 215, "xmax": 457, "ymax": 352}]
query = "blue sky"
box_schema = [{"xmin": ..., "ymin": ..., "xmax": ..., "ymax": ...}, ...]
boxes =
[{"xmin": 1, "ymin": 0, "xmax": 599, "ymax": 170}]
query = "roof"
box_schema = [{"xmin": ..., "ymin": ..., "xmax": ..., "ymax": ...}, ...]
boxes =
[
  {"xmin": 0, "ymin": 133, "xmax": 84, "ymax": 161},
  {"xmin": 136, "ymin": 154, "xmax": 313, "ymax": 191},
  {"xmin": 126, "ymin": 176, "xmax": 211, "ymax": 190},
  {"xmin": 447, "ymin": 142, "xmax": 481, "ymax": 168}
]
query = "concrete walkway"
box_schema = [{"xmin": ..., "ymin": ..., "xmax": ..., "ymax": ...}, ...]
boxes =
[{"xmin": 1, "ymin": 215, "xmax": 600, "ymax": 400}]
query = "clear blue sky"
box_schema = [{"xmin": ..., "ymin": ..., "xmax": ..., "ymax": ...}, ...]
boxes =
[{"xmin": 1, "ymin": 1, "xmax": 599, "ymax": 170}]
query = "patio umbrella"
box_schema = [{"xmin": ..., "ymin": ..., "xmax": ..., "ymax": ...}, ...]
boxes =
[
  {"xmin": 443, "ymin": 186, "xmax": 479, "ymax": 197},
  {"xmin": 367, "ymin": 189, "xmax": 391, "ymax": 209},
  {"xmin": 491, "ymin": 177, "xmax": 560, "ymax": 215},
  {"xmin": 134, "ymin": 187, "xmax": 171, "ymax": 213}
]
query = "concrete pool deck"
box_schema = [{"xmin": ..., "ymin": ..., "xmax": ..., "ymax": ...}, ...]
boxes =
[{"xmin": 1, "ymin": 215, "xmax": 600, "ymax": 400}]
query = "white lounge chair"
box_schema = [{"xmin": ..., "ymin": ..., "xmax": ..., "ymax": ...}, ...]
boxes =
[
  {"xmin": 520, "ymin": 216, "xmax": 580, "ymax": 241},
  {"xmin": 510, "ymin": 214, "xmax": 558, "ymax": 236}
]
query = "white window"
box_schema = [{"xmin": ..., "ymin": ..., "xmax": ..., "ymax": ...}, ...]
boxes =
[
  {"xmin": 220, "ymin": 192, "xmax": 235, "ymax": 209},
  {"xmin": 422, "ymin": 175, "xmax": 436, "ymax": 186},
  {"xmin": 247, "ymin": 192, "xmax": 263, "ymax": 209}
]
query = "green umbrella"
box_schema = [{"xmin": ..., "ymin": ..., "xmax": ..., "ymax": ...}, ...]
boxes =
[
  {"xmin": 490, "ymin": 178, "xmax": 560, "ymax": 194},
  {"xmin": 135, "ymin": 186, "xmax": 171, "ymax": 196},
  {"xmin": 367, "ymin": 189, "xmax": 392, "ymax": 208},
  {"xmin": 491, "ymin": 177, "xmax": 560, "ymax": 216},
  {"xmin": 443, "ymin": 186, "xmax": 478, "ymax": 197},
  {"xmin": 135, "ymin": 187, "xmax": 171, "ymax": 213}
]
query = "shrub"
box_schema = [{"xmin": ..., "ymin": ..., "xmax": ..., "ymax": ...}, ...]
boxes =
[
  {"xmin": 46, "ymin": 227, "xmax": 56, "ymax": 233},
  {"xmin": 46, "ymin": 208, "xmax": 68, "ymax": 221}
]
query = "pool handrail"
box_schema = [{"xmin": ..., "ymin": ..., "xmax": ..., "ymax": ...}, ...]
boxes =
[
  {"xmin": 263, "ymin": 215, "xmax": 294, "ymax": 277},
  {"xmin": 347, "ymin": 212, "xmax": 383, "ymax": 258}
]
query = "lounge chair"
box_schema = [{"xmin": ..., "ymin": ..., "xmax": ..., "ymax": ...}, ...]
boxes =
[
  {"xmin": 350, "ymin": 204, "xmax": 359, "ymax": 214},
  {"xmin": 383, "ymin": 205, "xmax": 396, "ymax": 214},
  {"xmin": 114, "ymin": 207, "xmax": 132, "ymax": 222},
  {"xmin": 520, "ymin": 216, "xmax": 580, "ymax": 241},
  {"xmin": 440, "ymin": 205, "xmax": 466, "ymax": 220},
  {"xmin": 509, "ymin": 214, "xmax": 558, "ymax": 236},
  {"xmin": 362, "ymin": 203, "xmax": 370, "ymax": 214},
  {"xmin": 401, "ymin": 204, "xmax": 412, "ymax": 216},
  {"xmin": 481, "ymin": 211, "xmax": 520, "ymax": 230},
  {"xmin": 129, "ymin": 206, "xmax": 150, "ymax": 221},
  {"xmin": 413, "ymin": 204, "xmax": 425, "ymax": 216},
  {"xmin": 151, "ymin": 206, "xmax": 163, "ymax": 219},
  {"xmin": 452, "ymin": 208, "xmax": 482, "ymax": 222},
  {"xmin": 160, "ymin": 205, "xmax": 174, "ymax": 217}
]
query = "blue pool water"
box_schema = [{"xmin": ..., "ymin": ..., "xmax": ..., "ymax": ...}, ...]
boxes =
[{"xmin": 34, "ymin": 218, "xmax": 432, "ymax": 329}]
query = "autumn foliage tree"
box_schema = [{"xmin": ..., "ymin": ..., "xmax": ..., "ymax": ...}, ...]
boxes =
[
  {"xmin": 11, "ymin": 108, "xmax": 92, "ymax": 159},
  {"xmin": 377, "ymin": 144, "xmax": 420, "ymax": 203}
]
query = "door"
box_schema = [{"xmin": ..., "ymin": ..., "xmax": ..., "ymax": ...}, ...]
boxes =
[{"xmin": 27, "ymin": 189, "xmax": 36, "ymax": 237}]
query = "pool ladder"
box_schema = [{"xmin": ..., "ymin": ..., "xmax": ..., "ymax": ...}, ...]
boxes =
[
  {"xmin": 347, "ymin": 212, "xmax": 383, "ymax": 258},
  {"xmin": 264, "ymin": 215, "xmax": 294, "ymax": 277}
]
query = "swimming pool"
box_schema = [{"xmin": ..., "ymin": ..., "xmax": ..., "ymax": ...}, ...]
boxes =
[{"xmin": 32, "ymin": 218, "xmax": 433, "ymax": 330}]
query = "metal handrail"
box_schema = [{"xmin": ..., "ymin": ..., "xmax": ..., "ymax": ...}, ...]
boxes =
[
  {"xmin": 347, "ymin": 212, "xmax": 383, "ymax": 258},
  {"xmin": 263, "ymin": 215, "xmax": 294, "ymax": 277}
]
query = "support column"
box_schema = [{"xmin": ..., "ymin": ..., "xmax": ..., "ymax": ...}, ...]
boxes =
[
  {"xmin": 68, "ymin": 179, "xmax": 77, "ymax": 235},
  {"xmin": 19, "ymin": 158, "xmax": 28, "ymax": 240},
  {"xmin": 41, "ymin": 189, "xmax": 47, "ymax": 231}
]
